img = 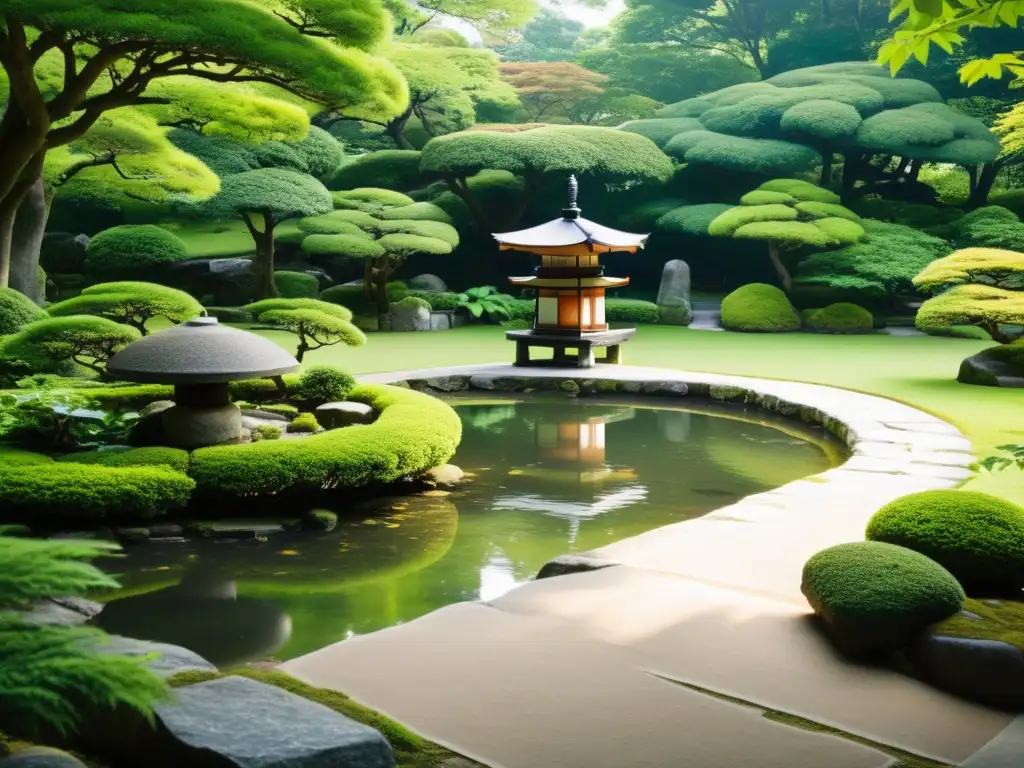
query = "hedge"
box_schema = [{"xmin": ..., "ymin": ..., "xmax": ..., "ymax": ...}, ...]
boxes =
[
  {"xmin": 58, "ymin": 446, "xmax": 191, "ymax": 474},
  {"xmin": 866, "ymin": 490, "xmax": 1024, "ymax": 591},
  {"xmin": 296, "ymin": 365, "xmax": 356, "ymax": 402},
  {"xmin": 720, "ymin": 283, "xmax": 800, "ymax": 332},
  {"xmin": 320, "ymin": 282, "xmax": 408, "ymax": 314},
  {"xmin": 803, "ymin": 303, "xmax": 873, "ymax": 333},
  {"xmin": 0, "ymin": 458, "xmax": 194, "ymax": 524},
  {"xmin": 801, "ymin": 541, "xmax": 964, "ymax": 654},
  {"xmin": 188, "ymin": 384, "xmax": 462, "ymax": 497},
  {"xmin": 405, "ymin": 291, "xmax": 462, "ymax": 311},
  {"xmin": 605, "ymin": 299, "xmax": 660, "ymax": 324},
  {"xmin": 274, "ymin": 271, "xmax": 320, "ymax": 299},
  {"xmin": 0, "ymin": 287, "xmax": 46, "ymax": 335},
  {"xmin": 84, "ymin": 225, "xmax": 189, "ymax": 279},
  {"xmin": 287, "ymin": 412, "xmax": 321, "ymax": 433}
]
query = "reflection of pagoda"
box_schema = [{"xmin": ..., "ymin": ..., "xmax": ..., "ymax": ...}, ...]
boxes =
[
  {"xmin": 494, "ymin": 406, "xmax": 647, "ymax": 543},
  {"xmin": 494, "ymin": 176, "xmax": 648, "ymax": 368}
]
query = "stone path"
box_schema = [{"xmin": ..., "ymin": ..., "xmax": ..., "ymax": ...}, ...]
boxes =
[{"xmin": 284, "ymin": 364, "xmax": 1018, "ymax": 768}]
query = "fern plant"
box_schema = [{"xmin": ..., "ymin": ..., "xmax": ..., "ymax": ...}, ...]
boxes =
[
  {"xmin": 977, "ymin": 444, "xmax": 1024, "ymax": 472},
  {"xmin": 0, "ymin": 535, "xmax": 168, "ymax": 740},
  {"xmin": 457, "ymin": 286, "xmax": 515, "ymax": 322}
]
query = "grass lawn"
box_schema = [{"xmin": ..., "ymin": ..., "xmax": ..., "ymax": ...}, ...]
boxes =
[
  {"xmin": 172, "ymin": 219, "xmax": 302, "ymax": 259},
  {"xmin": 254, "ymin": 324, "xmax": 1024, "ymax": 507}
]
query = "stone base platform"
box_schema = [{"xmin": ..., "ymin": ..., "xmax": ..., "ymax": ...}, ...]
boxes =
[{"xmin": 505, "ymin": 328, "xmax": 635, "ymax": 368}]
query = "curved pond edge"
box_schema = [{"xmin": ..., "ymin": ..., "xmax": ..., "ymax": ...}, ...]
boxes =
[{"xmin": 357, "ymin": 362, "xmax": 975, "ymax": 602}]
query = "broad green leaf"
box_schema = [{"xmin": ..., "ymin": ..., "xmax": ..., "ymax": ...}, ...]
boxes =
[
  {"xmin": 997, "ymin": 2, "xmax": 1020, "ymax": 25},
  {"xmin": 890, "ymin": 0, "xmax": 914, "ymax": 20},
  {"xmin": 467, "ymin": 302, "xmax": 484, "ymax": 318},
  {"xmin": 889, "ymin": 43, "xmax": 912, "ymax": 74},
  {"xmin": 913, "ymin": 38, "xmax": 931, "ymax": 64}
]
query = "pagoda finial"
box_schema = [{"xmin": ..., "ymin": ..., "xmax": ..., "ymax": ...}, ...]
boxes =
[{"xmin": 563, "ymin": 174, "xmax": 580, "ymax": 219}]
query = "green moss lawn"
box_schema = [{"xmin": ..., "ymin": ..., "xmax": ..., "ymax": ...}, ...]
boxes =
[
  {"xmin": 251, "ymin": 324, "xmax": 1024, "ymax": 507},
  {"xmin": 172, "ymin": 220, "xmax": 302, "ymax": 259}
]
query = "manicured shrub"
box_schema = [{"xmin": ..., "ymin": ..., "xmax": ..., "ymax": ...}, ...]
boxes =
[
  {"xmin": 866, "ymin": 490, "xmax": 1024, "ymax": 591},
  {"xmin": 84, "ymin": 225, "xmax": 189, "ymax": 279},
  {"xmin": 720, "ymin": 283, "xmax": 800, "ymax": 332},
  {"xmin": 189, "ymin": 385, "xmax": 462, "ymax": 497},
  {"xmin": 246, "ymin": 297, "xmax": 353, "ymax": 322},
  {"xmin": 252, "ymin": 424, "xmax": 283, "ymax": 441},
  {"xmin": 801, "ymin": 541, "xmax": 964, "ymax": 654},
  {"xmin": 325, "ymin": 150, "xmax": 426, "ymax": 191},
  {"xmin": 59, "ymin": 446, "xmax": 191, "ymax": 473},
  {"xmin": 78, "ymin": 384, "xmax": 174, "ymax": 409},
  {"xmin": 247, "ymin": 299, "xmax": 364, "ymax": 363},
  {"xmin": 274, "ymin": 271, "xmax": 320, "ymax": 299},
  {"xmin": 289, "ymin": 413, "xmax": 321, "ymax": 433},
  {"xmin": 320, "ymin": 282, "xmax": 408, "ymax": 314},
  {"xmin": 0, "ymin": 460, "xmax": 194, "ymax": 523},
  {"xmin": 205, "ymin": 306, "xmax": 253, "ymax": 323},
  {"xmin": 0, "ymin": 287, "xmax": 46, "ymax": 335},
  {"xmin": 605, "ymin": 299, "xmax": 660, "ymax": 324},
  {"xmin": 47, "ymin": 281, "xmax": 204, "ymax": 335},
  {"xmin": 295, "ymin": 365, "xmax": 356, "ymax": 402},
  {"xmin": 332, "ymin": 188, "xmax": 416, "ymax": 210},
  {"xmin": 656, "ymin": 203, "xmax": 735, "ymax": 236},
  {"xmin": 804, "ymin": 303, "xmax": 873, "ymax": 333},
  {"xmin": 0, "ymin": 316, "xmax": 141, "ymax": 378},
  {"xmin": 405, "ymin": 291, "xmax": 461, "ymax": 311}
]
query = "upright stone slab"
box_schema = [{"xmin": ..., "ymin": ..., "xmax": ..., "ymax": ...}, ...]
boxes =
[
  {"xmin": 389, "ymin": 300, "xmax": 431, "ymax": 332},
  {"xmin": 656, "ymin": 259, "xmax": 692, "ymax": 325},
  {"xmin": 408, "ymin": 273, "xmax": 448, "ymax": 292},
  {"xmin": 150, "ymin": 676, "xmax": 397, "ymax": 768}
]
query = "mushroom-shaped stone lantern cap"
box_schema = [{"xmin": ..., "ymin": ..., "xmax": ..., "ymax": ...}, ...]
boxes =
[{"xmin": 107, "ymin": 316, "xmax": 299, "ymax": 384}]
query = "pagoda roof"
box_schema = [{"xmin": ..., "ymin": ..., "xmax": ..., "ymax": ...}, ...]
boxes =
[{"xmin": 492, "ymin": 175, "xmax": 648, "ymax": 253}]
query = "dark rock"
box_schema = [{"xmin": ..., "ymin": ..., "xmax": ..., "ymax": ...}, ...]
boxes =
[
  {"xmin": 131, "ymin": 401, "xmax": 176, "ymax": 446},
  {"xmin": 389, "ymin": 300, "xmax": 431, "ymax": 332},
  {"xmin": 149, "ymin": 523, "xmax": 184, "ymax": 538},
  {"xmin": 536, "ymin": 554, "xmax": 617, "ymax": 581},
  {"xmin": 421, "ymin": 464, "xmax": 464, "ymax": 489},
  {"xmin": 658, "ymin": 305, "xmax": 693, "ymax": 326},
  {"xmin": 116, "ymin": 675, "xmax": 396, "ymax": 768},
  {"xmin": 910, "ymin": 634, "xmax": 1024, "ymax": 709},
  {"xmin": 116, "ymin": 527, "xmax": 151, "ymax": 544},
  {"xmin": 22, "ymin": 596, "xmax": 103, "ymax": 627},
  {"xmin": 316, "ymin": 401, "xmax": 375, "ymax": 428},
  {"xmin": 407, "ymin": 273, "xmax": 447, "ymax": 292},
  {"xmin": 88, "ymin": 635, "xmax": 217, "ymax": 678},
  {"xmin": 39, "ymin": 233, "xmax": 89, "ymax": 274},
  {"xmin": 423, "ymin": 376, "xmax": 469, "ymax": 392},
  {"xmin": 958, "ymin": 345, "xmax": 1024, "ymax": 388},
  {"xmin": 656, "ymin": 259, "xmax": 692, "ymax": 326},
  {"xmin": 0, "ymin": 747, "xmax": 88, "ymax": 768},
  {"xmin": 641, "ymin": 380, "xmax": 688, "ymax": 396},
  {"xmin": 168, "ymin": 258, "xmax": 255, "ymax": 305}
]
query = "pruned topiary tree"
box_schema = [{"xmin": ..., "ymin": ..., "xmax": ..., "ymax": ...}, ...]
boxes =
[
  {"xmin": 707, "ymin": 179, "xmax": 866, "ymax": 292},
  {"xmin": 83, "ymin": 225, "xmax": 189, "ymax": 280},
  {"xmin": 47, "ymin": 282, "xmax": 204, "ymax": 336},
  {"xmin": 245, "ymin": 299, "xmax": 365, "ymax": 363},
  {"xmin": 0, "ymin": 316, "xmax": 141, "ymax": 379},
  {"xmin": 207, "ymin": 169, "xmax": 334, "ymax": 300},
  {"xmin": 621, "ymin": 63, "xmax": 1002, "ymax": 203},
  {"xmin": 298, "ymin": 191, "xmax": 458, "ymax": 328},
  {"xmin": 913, "ymin": 248, "xmax": 1024, "ymax": 343}
]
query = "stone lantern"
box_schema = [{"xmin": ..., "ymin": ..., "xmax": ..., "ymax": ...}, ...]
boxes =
[
  {"xmin": 494, "ymin": 175, "xmax": 649, "ymax": 368},
  {"xmin": 106, "ymin": 316, "xmax": 299, "ymax": 448}
]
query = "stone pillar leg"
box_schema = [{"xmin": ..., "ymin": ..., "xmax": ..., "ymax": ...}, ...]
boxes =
[
  {"xmin": 515, "ymin": 340, "xmax": 530, "ymax": 366},
  {"xmin": 576, "ymin": 347, "xmax": 595, "ymax": 368}
]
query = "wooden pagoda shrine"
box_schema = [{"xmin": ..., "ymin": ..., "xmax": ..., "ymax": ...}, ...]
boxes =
[{"xmin": 493, "ymin": 175, "xmax": 648, "ymax": 368}]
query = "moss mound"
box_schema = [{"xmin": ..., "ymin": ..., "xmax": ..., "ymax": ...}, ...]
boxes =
[
  {"xmin": 801, "ymin": 541, "xmax": 964, "ymax": 654},
  {"xmin": 721, "ymin": 283, "xmax": 800, "ymax": 332},
  {"xmin": 804, "ymin": 303, "xmax": 874, "ymax": 333},
  {"xmin": 0, "ymin": 287, "xmax": 46, "ymax": 335},
  {"xmin": 866, "ymin": 490, "xmax": 1024, "ymax": 591}
]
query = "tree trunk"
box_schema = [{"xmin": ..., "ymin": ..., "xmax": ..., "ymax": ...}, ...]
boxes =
[
  {"xmin": 767, "ymin": 241, "xmax": 793, "ymax": 293},
  {"xmin": 0, "ymin": 197, "xmax": 21, "ymax": 289},
  {"xmin": 386, "ymin": 106, "xmax": 416, "ymax": 150},
  {"xmin": 840, "ymin": 154, "xmax": 861, "ymax": 204},
  {"xmin": 374, "ymin": 266, "xmax": 392, "ymax": 332},
  {"xmin": 444, "ymin": 176, "xmax": 490, "ymax": 231},
  {"xmin": 981, "ymin": 319, "xmax": 1020, "ymax": 345},
  {"xmin": 295, "ymin": 339, "xmax": 308, "ymax": 363},
  {"xmin": 243, "ymin": 212, "xmax": 278, "ymax": 299},
  {"xmin": 819, "ymin": 154, "xmax": 833, "ymax": 188},
  {"xmin": 9, "ymin": 173, "xmax": 52, "ymax": 303},
  {"xmin": 969, "ymin": 161, "xmax": 1001, "ymax": 209}
]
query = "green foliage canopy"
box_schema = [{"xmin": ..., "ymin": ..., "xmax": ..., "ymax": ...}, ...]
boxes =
[
  {"xmin": 47, "ymin": 281, "xmax": 204, "ymax": 335},
  {"xmin": 83, "ymin": 225, "xmax": 189, "ymax": 280},
  {"xmin": 0, "ymin": 315, "xmax": 141, "ymax": 378}
]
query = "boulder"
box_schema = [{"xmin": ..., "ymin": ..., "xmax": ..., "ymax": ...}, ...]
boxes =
[
  {"xmin": 139, "ymin": 400, "xmax": 175, "ymax": 419},
  {"xmin": 107, "ymin": 675, "xmax": 396, "ymax": 768},
  {"xmin": 958, "ymin": 343, "xmax": 1024, "ymax": 388},
  {"xmin": 240, "ymin": 408, "xmax": 291, "ymax": 423},
  {"xmin": 909, "ymin": 634, "xmax": 1024, "ymax": 709},
  {"xmin": 421, "ymin": 464, "xmax": 464, "ymax": 489},
  {"xmin": 407, "ymin": 273, "xmax": 447, "ymax": 293},
  {"xmin": 315, "ymin": 401, "xmax": 376, "ymax": 429},
  {"xmin": 86, "ymin": 635, "xmax": 217, "ymax": 678},
  {"xmin": 536, "ymin": 554, "xmax": 617, "ymax": 581},
  {"xmin": 0, "ymin": 748, "xmax": 88, "ymax": 768},
  {"xmin": 656, "ymin": 259, "xmax": 691, "ymax": 308},
  {"xmin": 22, "ymin": 596, "xmax": 103, "ymax": 627},
  {"xmin": 39, "ymin": 232, "xmax": 89, "ymax": 274},
  {"xmin": 389, "ymin": 300, "xmax": 431, "ymax": 332},
  {"xmin": 658, "ymin": 305, "xmax": 693, "ymax": 326},
  {"xmin": 168, "ymin": 258, "xmax": 254, "ymax": 305}
]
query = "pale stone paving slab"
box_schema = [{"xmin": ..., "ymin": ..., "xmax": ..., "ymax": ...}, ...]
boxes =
[
  {"xmin": 284, "ymin": 603, "xmax": 895, "ymax": 768},
  {"xmin": 281, "ymin": 364, "xmax": 1009, "ymax": 767}
]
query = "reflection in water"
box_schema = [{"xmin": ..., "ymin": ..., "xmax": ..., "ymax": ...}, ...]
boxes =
[{"xmin": 98, "ymin": 397, "xmax": 840, "ymax": 663}]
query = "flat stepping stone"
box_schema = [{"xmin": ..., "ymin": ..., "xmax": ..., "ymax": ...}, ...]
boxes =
[
  {"xmin": 960, "ymin": 715, "xmax": 1024, "ymax": 768},
  {"xmin": 283, "ymin": 603, "xmax": 893, "ymax": 768}
]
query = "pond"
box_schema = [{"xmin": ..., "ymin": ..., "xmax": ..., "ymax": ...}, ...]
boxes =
[{"xmin": 93, "ymin": 395, "xmax": 844, "ymax": 666}]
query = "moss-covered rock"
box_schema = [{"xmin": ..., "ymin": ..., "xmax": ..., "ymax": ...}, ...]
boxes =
[
  {"xmin": 866, "ymin": 490, "xmax": 1024, "ymax": 591},
  {"xmin": 804, "ymin": 302, "xmax": 873, "ymax": 333},
  {"xmin": 801, "ymin": 541, "xmax": 964, "ymax": 655},
  {"xmin": 957, "ymin": 339, "xmax": 1024, "ymax": 388},
  {"xmin": 720, "ymin": 283, "xmax": 800, "ymax": 332}
]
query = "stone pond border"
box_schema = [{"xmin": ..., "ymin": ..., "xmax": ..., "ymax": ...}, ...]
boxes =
[{"xmin": 359, "ymin": 362, "xmax": 977, "ymax": 581}]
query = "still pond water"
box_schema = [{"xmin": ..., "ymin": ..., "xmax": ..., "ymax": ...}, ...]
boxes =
[{"xmin": 94, "ymin": 396, "xmax": 841, "ymax": 665}]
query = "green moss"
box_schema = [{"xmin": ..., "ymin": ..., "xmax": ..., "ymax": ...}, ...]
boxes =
[
  {"xmin": 168, "ymin": 668, "xmax": 457, "ymax": 768},
  {"xmin": 251, "ymin": 424, "xmax": 282, "ymax": 441},
  {"xmin": 405, "ymin": 291, "xmax": 461, "ymax": 311},
  {"xmin": 721, "ymin": 283, "xmax": 800, "ymax": 333},
  {"xmin": 286, "ymin": 412, "xmax": 321, "ymax": 433},
  {"xmin": 866, "ymin": 490, "xmax": 1024, "ymax": 591},
  {"xmin": 189, "ymin": 385, "xmax": 461, "ymax": 497},
  {"xmin": 58, "ymin": 447, "xmax": 190, "ymax": 473},
  {"xmin": 273, "ymin": 271, "xmax": 320, "ymax": 299},
  {"xmin": 801, "ymin": 541, "xmax": 964, "ymax": 654},
  {"xmin": 80, "ymin": 384, "xmax": 175, "ymax": 409},
  {"xmin": 804, "ymin": 303, "xmax": 874, "ymax": 333},
  {"xmin": 933, "ymin": 597, "xmax": 1024, "ymax": 653},
  {"xmin": 258, "ymin": 404, "xmax": 299, "ymax": 417},
  {"xmin": 302, "ymin": 509, "xmax": 337, "ymax": 531},
  {"xmin": 707, "ymin": 204, "xmax": 798, "ymax": 236}
]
